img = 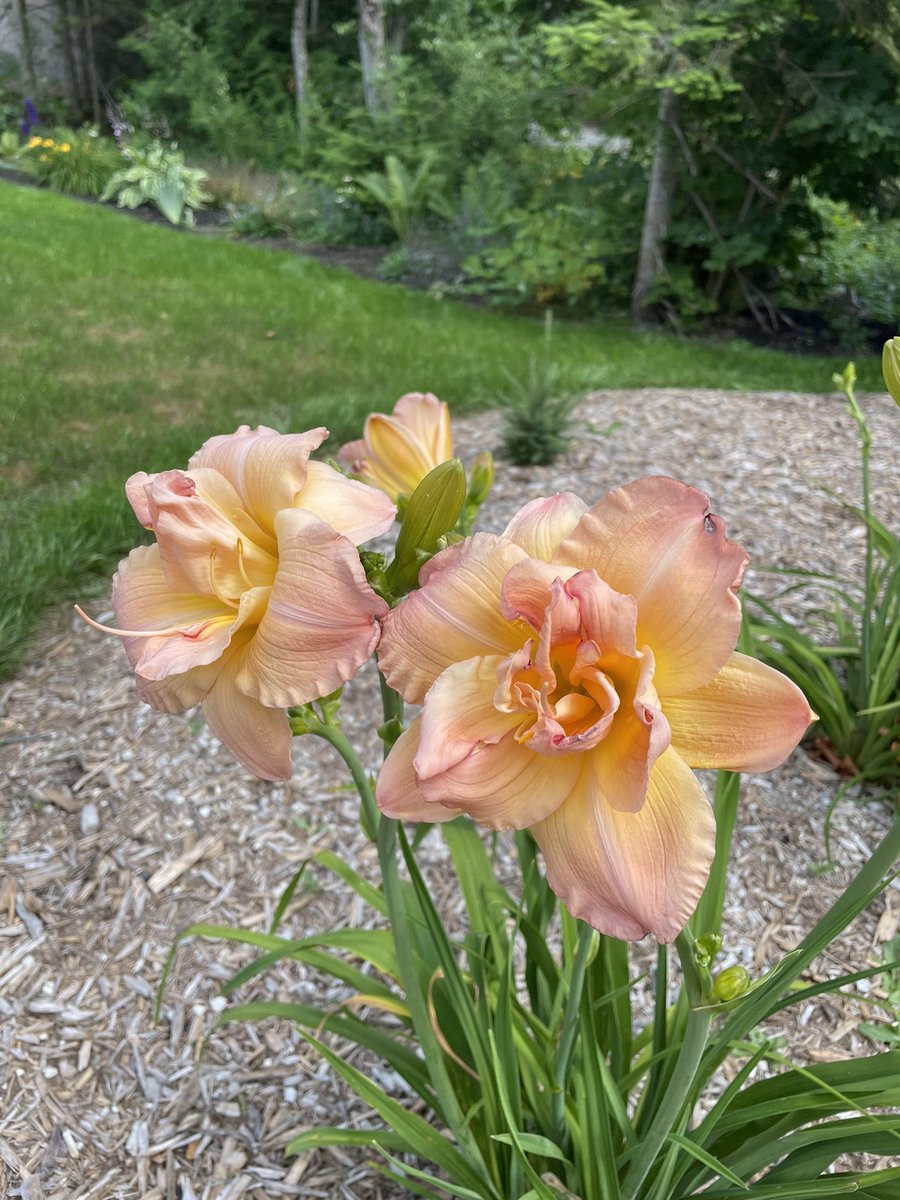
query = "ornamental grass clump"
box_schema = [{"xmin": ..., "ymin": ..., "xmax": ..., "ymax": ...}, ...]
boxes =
[
  {"xmin": 83, "ymin": 386, "xmax": 900, "ymax": 1198},
  {"xmin": 747, "ymin": 352, "xmax": 900, "ymax": 797}
]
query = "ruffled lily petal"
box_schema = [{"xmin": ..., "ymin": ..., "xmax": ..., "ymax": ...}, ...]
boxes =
[
  {"xmin": 586, "ymin": 649, "xmax": 671, "ymax": 813},
  {"xmin": 379, "ymin": 534, "xmax": 529, "ymax": 704},
  {"xmin": 299, "ymin": 460, "xmax": 396, "ymax": 544},
  {"xmin": 237, "ymin": 508, "xmax": 389, "ymax": 708},
  {"xmin": 201, "ymin": 635, "xmax": 294, "ymax": 781},
  {"xmin": 418, "ymin": 727, "xmax": 582, "ymax": 830},
  {"xmin": 376, "ymin": 718, "xmax": 460, "ymax": 823},
  {"xmin": 138, "ymin": 468, "xmax": 277, "ymax": 596},
  {"xmin": 556, "ymin": 476, "xmax": 748, "ymax": 694},
  {"xmin": 189, "ymin": 425, "xmax": 327, "ymax": 535},
  {"xmin": 112, "ymin": 544, "xmax": 242, "ymax": 678},
  {"xmin": 503, "ymin": 492, "xmax": 587, "ymax": 562},
  {"xmin": 415, "ymin": 656, "xmax": 523, "ymax": 779},
  {"xmin": 666, "ymin": 651, "xmax": 815, "ymax": 770},
  {"xmin": 532, "ymin": 747, "xmax": 715, "ymax": 942}
]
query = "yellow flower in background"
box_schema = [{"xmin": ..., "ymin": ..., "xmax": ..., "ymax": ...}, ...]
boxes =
[
  {"xmin": 60, "ymin": 143, "xmax": 71, "ymax": 153},
  {"xmin": 27, "ymin": 136, "xmax": 42, "ymax": 148},
  {"xmin": 42, "ymin": 138, "xmax": 53, "ymax": 148},
  {"xmin": 339, "ymin": 392, "xmax": 453, "ymax": 504}
]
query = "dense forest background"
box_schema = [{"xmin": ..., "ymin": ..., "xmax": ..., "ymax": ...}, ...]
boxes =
[{"xmin": 3, "ymin": 0, "xmax": 899, "ymax": 342}]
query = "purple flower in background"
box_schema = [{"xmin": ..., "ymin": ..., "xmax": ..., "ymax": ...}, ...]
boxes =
[
  {"xmin": 105, "ymin": 98, "xmax": 133, "ymax": 147},
  {"xmin": 20, "ymin": 98, "xmax": 40, "ymax": 140}
]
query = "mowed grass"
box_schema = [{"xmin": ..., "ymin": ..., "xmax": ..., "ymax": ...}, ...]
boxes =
[{"xmin": 0, "ymin": 182, "xmax": 885, "ymax": 677}]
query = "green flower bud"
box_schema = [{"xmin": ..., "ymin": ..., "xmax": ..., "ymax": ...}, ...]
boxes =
[
  {"xmin": 711, "ymin": 965, "xmax": 750, "ymax": 1003},
  {"xmin": 386, "ymin": 459, "xmax": 467, "ymax": 594},
  {"xmin": 883, "ymin": 337, "xmax": 900, "ymax": 406},
  {"xmin": 467, "ymin": 451, "xmax": 495, "ymax": 507}
]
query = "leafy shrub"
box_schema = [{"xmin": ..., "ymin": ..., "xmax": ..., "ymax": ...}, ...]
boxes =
[
  {"xmin": 102, "ymin": 141, "xmax": 210, "ymax": 226},
  {"xmin": 357, "ymin": 151, "xmax": 451, "ymax": 242},
  {"xmin": 463, "ymin": 203, "xmax": 607, "ymax": 307},
  {"xmin": 227, "ymin": 176, "xmax": 390, "ymax": 246},
  {"xmin": 18, "ymin": 129, "xmax": 123, "ymax": 197},
  {"xmin": 781, "ymin": 196, "xmax": 900, "ymax": 348}
]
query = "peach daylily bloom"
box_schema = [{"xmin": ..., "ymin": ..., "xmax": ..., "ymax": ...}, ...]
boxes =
[
  {"xmin": 376, "ymin": 477, "xmax": 814, "ymax": 942},
  {"xmin": 338, "ymin": 392, "xmax": 452, "ymax": 502},
  {"xmin": 83, "ymin": 426, "xmax": 395, "ymax": 781}
]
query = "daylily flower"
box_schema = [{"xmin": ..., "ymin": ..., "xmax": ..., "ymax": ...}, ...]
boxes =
[
  {"xmin": 80, "ymin": 426, "xmax": 395, "ymax": 781},
  {"xmin": 338, "ymin": 392, "xmax": 453, "ymax": 502},
  {"xmin": 376, "ymin": 477, "xmax": 813, "ymax": 942}
]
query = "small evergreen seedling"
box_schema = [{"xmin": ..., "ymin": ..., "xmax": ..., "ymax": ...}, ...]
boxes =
[{"xmin": 500, "ymin": 311, "xmax": 581, "ymax": 466}]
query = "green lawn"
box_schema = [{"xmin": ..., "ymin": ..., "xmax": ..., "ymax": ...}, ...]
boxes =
[{"xmin": 0, "ymin": 182, "xmax": 885, "ymax": 677}]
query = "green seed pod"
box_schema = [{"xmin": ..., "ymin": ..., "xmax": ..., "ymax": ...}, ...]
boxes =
[{"xmin": 712, "ymin": 965, "xmax": 750, "ymax": 1003}]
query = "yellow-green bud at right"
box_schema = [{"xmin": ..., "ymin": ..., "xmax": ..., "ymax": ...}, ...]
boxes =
[
  {"xmin": 711, "ymin": 965, "xmax": 750, "ymax": 1002},
  {"xmin": 883, "ymin": 337, "xmax": 900, "ymax": 406},
  {"xmin": 467, "ymin": 451, "xmax": 495, "ymax": 507}
]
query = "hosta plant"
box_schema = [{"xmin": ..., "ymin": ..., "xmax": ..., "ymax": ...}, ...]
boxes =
[{"xmin": 101, "ymin": 139, "xmax": 211, "ymax": 226}]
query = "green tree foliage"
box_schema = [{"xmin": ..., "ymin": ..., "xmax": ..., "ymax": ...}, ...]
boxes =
[{"xmin": 545, "ymin": 0, "xmax": 900, "ymax": 327}]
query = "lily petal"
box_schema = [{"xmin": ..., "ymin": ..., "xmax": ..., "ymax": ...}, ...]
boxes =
[
  {"xmin": 365, "ymin": 413, "xmax": 438, "ymax": 497},
  {"xmin": 376, "ymin": 718, "xmax": 460, "ymax": 823},
  {"xmin": 236, "ymin": 508, "xmax": 388, "ymax": 708},
  {"xmin": 299, "ymin": 460, "xmax": 397, "ymax": 544},
  {"xmin": 532, "ymin": 746, "xmax": 715, "ymax": 942},
  {"xmin": 201, "ymin": 636, "xmax": 293, "ymax": 781},
  {"xmin": 113, "ymin": 544, "xmax": 244, "ymax": 679},
  {"xmin": 503, "ymin": 492, "xmax": 587, "ymax": 561},
  {"xmin": 418, "ymin": 727, "xmax": 582, "ymax": 830},
  {"xmin": 415, "ymin": 656, "xmax": 523, "ymax": 779},
  {"xmin": 189, "ymin": 425, "xmax": 327, "ymax": 536},
  {"xmin": 556, "ymin": 476, "xmax": 748, "ymax": 694},
  {"xmin": 666, "ymin": 651, "xmax": 815, "ymax": 770},
  {"xmin": 393, "ymin": 392, "xmax": 453, "ymax": 462},
  {"xmin": 379, "ymin": 533, "xmax": 528, "ymax": 704}
]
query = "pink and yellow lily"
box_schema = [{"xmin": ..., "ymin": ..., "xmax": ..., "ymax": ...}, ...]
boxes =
[
  {"xmin": 338, "ymin": 392, "xmax": 453, "ymax": 502},
  {"xmin": 80, "ymin": 426, "xmax": 395, "ymax": 781},
  {"xmin": 376, "ymin": 476, "xmax": 814, "ymax": 942}
]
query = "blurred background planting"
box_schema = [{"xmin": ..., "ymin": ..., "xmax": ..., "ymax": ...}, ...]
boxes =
[{"xmin": 2, "ymin": 0, "xmax": 899, "ymax": 346}]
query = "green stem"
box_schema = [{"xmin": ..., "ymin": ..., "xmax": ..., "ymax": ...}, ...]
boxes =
[
  {"xmin": 846, "ymin": 381, "xmax": 874, "ymax": 691},
  {"xmin": 620, "ymin": 933, "xmax": 711, "ymax": 1200},
  {"xmin": 307, "ymin": 718, "xmax": 380, "ymax": 836},
  {"xmin": 694, "ymin": 771, "xmax": 741, "ymax": 936}
]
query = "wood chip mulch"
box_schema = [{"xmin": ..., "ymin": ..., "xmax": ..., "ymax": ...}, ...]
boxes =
[{"xmin": 1, "ymin": 388, "xmax": 898, "ymax": 1198}]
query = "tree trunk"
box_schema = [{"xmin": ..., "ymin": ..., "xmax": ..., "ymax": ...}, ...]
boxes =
[
  {"xmin": 55, "ymin": 0, "xmax": 81, "ymax": 113},
  {"xmin": 630, "ymin": 87, "xmax": 677, "ymax": 320},
  {"xmin": 291, "ymin": 0, "xmax": 310, "ymax": 145},
  {"xmin": 12, "ymin": 0, "xmax": 38, "ymax": 92},
  {"xmin": 77, "ymin": 0, "xmax": 100, "ymax": 126},
  {"xmin": 358, "ymin": 0, "xmax": 389, "ymax": 115}
]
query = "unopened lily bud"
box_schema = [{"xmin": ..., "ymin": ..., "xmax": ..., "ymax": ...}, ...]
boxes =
[
  {"xmin": 386, "ymin": 459, "xmax": 467, "ymax": 593},
  {"xmin": 711, "ymin": 965, "xmax": 750, "ymax": 1002},
  {"xmin": 883, "ymin": 337, "xmax": 900, "ymax": 406},
  {"xmin": 467, "ymin": 451, "xmax": 495, "ymax": 507}
]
